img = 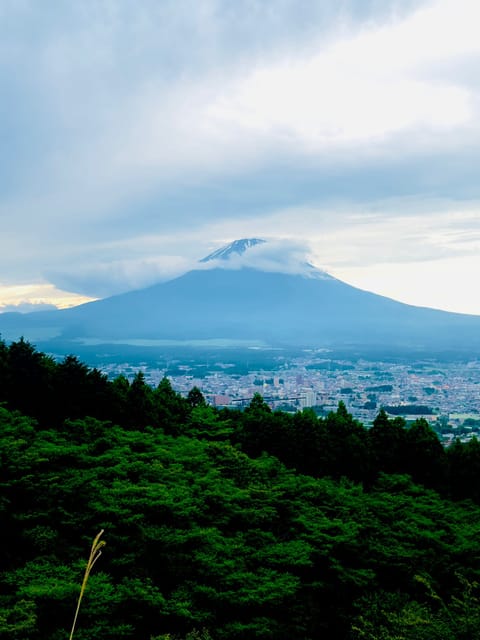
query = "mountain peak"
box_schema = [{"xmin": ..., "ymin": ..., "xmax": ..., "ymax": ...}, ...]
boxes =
[
  {"xmin": 200, "ymin": 237, "xmax": 334, "ymax": 282},
  {"xmin": 200, "ymin": 238, "xmax": 266, "ymax": 263}
]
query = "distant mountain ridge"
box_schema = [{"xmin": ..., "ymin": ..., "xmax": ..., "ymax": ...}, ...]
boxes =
[{"xmin": 1, "ymin": 238, "xmax": 480, "ymax": 352}]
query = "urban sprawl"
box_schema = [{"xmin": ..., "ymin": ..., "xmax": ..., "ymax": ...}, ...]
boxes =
[{"xmin": 100, "ymin": 354, "xmax": 480, "ymax": 446}]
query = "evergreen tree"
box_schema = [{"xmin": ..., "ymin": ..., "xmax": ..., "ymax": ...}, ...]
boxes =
[
  {"xmin": 127, "ymin": 372, "xmax": 155, "ymax": 428},
  {"xmin": 368, "ymin": 409, "xmax": 408, "ymax": 477},
  {"xmin": 405, "ymin": 418, "xmax": 447, "ymax": 491}
]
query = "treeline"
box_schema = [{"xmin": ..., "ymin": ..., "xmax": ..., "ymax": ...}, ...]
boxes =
[
  {"xmin": 2, "ymin": 339, "xmax": 480, "ymax": 638},
  {"xmin": 0, "ymin": 338, "xmax": 479, "ymax": 503},
  {"xmin": 383, "ymin": 404, "xmax": 434, "ymax": 415}
]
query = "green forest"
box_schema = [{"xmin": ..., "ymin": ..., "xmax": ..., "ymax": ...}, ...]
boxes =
[{"xmin": 2, "ymin": 338, "xmax": 480, "ymax": 639}]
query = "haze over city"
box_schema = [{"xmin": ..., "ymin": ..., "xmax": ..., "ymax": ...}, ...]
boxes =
[{"xmin": 2, "ymin": 0, "xmax": 480, "ymax": 314}]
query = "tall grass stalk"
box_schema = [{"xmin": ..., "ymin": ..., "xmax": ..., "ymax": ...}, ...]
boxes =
[{"xmin": 69, "ymin": 529, "xmax": 105, "ymax": 640}]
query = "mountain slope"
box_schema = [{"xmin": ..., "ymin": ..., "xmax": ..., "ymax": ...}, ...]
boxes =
[{"xmin": 2, "ymin": 263, "xmax": 480, "ymax": 350}]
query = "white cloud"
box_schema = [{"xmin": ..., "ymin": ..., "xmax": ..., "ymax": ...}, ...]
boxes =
[
  {"xmin": 199, "ymin": 237, "xmax": 323, "ymax": 277},
  {"xmin": 206, "ymin": 0, "xmax": 478, "ymax": 152},
  {"xmin": 334, "ymin": 255, "xmax": 480, "ymax": 316},
  {"xmin": 11, "ymin": 0, "xmax": 480, "ymax": 227},
  {"xmin": 0, "ymin": 284, "xmax": 94, "ymax": 311},
  {"xmin": 0, "ymin": 302, "xmax": 58, "ymax": 314},
  {"xmin": 47, "ymin": 255, "xmax": 195, "ymax": 298}
]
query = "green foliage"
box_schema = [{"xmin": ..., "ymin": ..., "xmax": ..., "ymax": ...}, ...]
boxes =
[
  {"xmin": 3, "ymin": 401, "xmax": 480, "ymax": 639},
  {"xmin": 187, "ymin": 387, "xmax": 207, "ymax": 409},
  {"xmin": 186, "ymin": 406, "xmax": 233, "ymax": 440},
  {"xmin": 152, "ymin": 630, "xmax": 213, "ymax": 640},
  {"xmin": 2, "ymin": 342, "xmax": 480, "ymax": 638},
  {"xmin": 0, "ymin": 599, "xmax": 37, "ymax": 639},
  {"xmin": 448, "ymin": 437, "xmax": 480, "ymax": 502},
  {"xmin": 351, "ymin": 574, "xmax": 480, "ymax": 639}
]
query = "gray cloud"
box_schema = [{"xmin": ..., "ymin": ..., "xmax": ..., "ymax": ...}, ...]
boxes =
[
  {"xmin": 46, "ymin": 255, "xmax": 195, "ymax": 298},
  {"xmin": 1, "ymin": 0, "xmax": 480, "ymax": 313}
]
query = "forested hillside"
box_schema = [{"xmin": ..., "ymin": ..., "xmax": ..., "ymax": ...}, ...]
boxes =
[{"xmin": 2, "ymin": 338, "xmax": 480, "ymax": 639}]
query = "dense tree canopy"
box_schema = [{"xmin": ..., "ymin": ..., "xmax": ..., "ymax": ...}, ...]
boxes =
[{"xmin": 1, "ymin": 338, "xmax": 480, "ymax": 639}]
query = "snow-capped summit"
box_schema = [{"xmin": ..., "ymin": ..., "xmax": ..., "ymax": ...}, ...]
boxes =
[
  {"xmin": 200, "ymin": 238, "xmax": 266, "ymax": 262},
  {"xmin": 200, "ymin": 237, "xmax": 333, "ymax": 281}
]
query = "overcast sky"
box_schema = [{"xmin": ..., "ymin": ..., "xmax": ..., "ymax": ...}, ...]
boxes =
[{"xmin": 1, "ymin": 0, "xmax": 480, "ymax": 314}]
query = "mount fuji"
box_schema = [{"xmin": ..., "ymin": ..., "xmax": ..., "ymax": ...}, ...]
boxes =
[
  {"xmin": 2, "ymin": 238, "xmax": 480, "ymax": 353},
  {"xmin": 200, "ymin": 238, "xmax": 266, "ymax": 262}
]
